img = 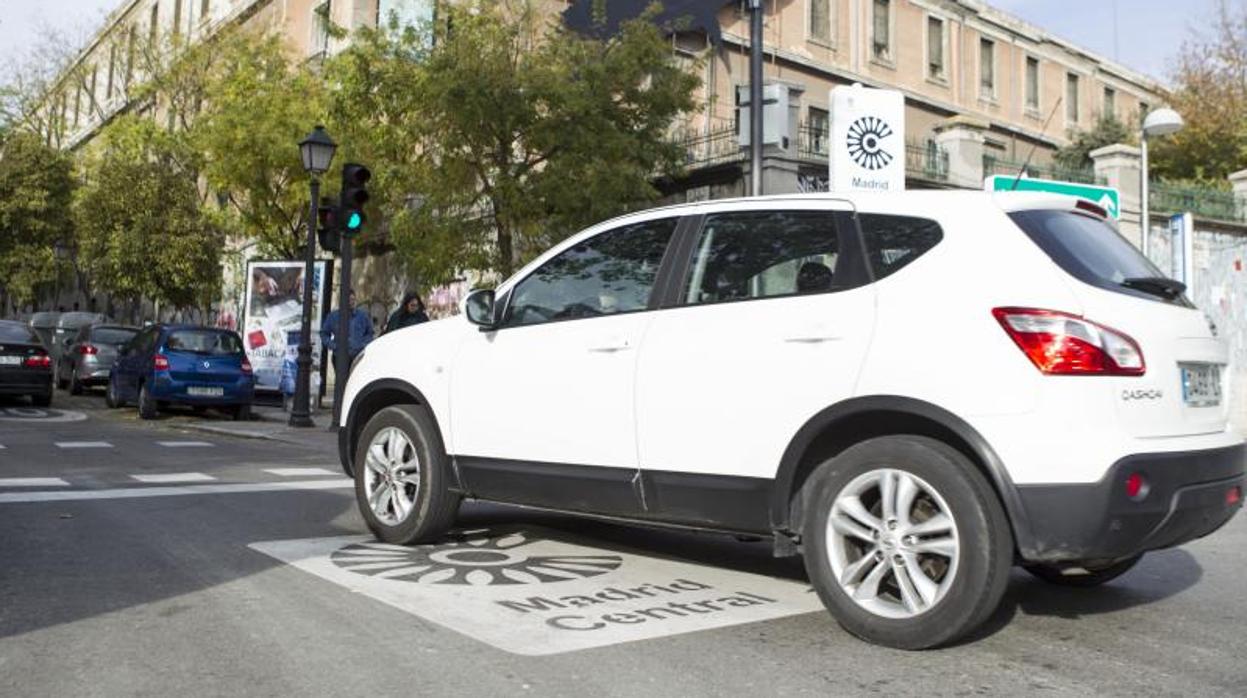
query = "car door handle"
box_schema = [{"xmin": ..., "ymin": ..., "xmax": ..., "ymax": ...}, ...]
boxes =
[
  {"xmin": 783, "ymin": 327, "xmax": 841, "ymax": 344},
  {"xmin": 588, "ymin": 337, "xmax": 631, "ymax": 353}
]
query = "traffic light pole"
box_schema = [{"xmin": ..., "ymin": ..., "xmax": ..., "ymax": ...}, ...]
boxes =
[
  {"xmin": 332, "ymin": 235, "xmax": 352, "ymax": 429},
  {"xmin": 288, "ymin": 176, "xmax": 319, "ymax": 428}
]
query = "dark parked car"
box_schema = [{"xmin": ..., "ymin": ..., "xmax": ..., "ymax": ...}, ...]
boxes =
[
  {"xmin": 0, "ymin": 320, "xmax": 54, "ymax": 406},
  {"xmin": 106, "ymin": 324, "xmax": 254, "ymax": 420},
  {"xmin": 57, "ymin": 324, "xmax": 140, "ymax": 394},
  {"xmin": 28, "ymin": 312, "xmax": 60, "ymax": 350}
]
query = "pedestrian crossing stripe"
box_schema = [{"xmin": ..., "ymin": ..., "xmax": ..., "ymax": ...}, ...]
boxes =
[
  {"xmin": 55, "ymin": 441, "xmax": 113, "ymax": 449},
  {"xmin": 0, "ymin": 478, "xmax": 70, "ymax": 487},
  {"xmin": 0, "ymin": 478, "xmax": 352, "ymax": 503},
  {"xmin": 156, "ymin": 441, "xmax": 215, "ymax": 448},
  {"xmin": 130, "ymin": 473, "xmax": 217, "ymax": 483},
  {"xmin": 264, "ymin": 467, "xmax": 338, "ymax": 477}
]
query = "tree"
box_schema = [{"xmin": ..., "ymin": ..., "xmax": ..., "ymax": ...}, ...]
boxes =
[
  {"xmin": 0, "ymin": 131, "xmax": 75, "ymax": 306},
  {"xmin": 1150, "ymin": 0, "xmax": 1247, "ymax": 183},
  {"xmin": 326, "ymin": 0, "xmax": 700, "ymax": 283},
  {"xmin": 1054, "ymin": 115, "xmax": 1133, "ymax": 171},
  {"xmin": 73, "ymin": 115, "xmax": 222, "ymax": 312}
]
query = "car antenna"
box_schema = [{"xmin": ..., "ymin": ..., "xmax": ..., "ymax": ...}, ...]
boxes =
[{"xmin": 1011, "ymin": 97, "xmax": 1063, "ymax": 191}]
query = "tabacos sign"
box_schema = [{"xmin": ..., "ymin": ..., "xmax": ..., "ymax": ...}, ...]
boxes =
[{"xmin": 829, "ymin": 84, "xmax": 906, "ymax": 193}]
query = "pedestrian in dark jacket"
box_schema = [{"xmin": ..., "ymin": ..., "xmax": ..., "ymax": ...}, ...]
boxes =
[
  {"xmin": 320, "ymin": 289, "xmax": 374, "ymax": 361},
  {"xmin": 383, "ymin": 291, "xmax": 429, "ymax": 335}
]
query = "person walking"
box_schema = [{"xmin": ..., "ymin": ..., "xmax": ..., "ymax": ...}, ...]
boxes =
[
  {"xmin": 382, "ymin": 291, "xmax": 429, "ymax": 335},
  {"xmin": 320, "ymin": 289, "xmax": 373, "ymax": 365}
]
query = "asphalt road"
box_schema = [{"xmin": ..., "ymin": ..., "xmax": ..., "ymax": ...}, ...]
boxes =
[{"xmin": 1, "ymin": 391, "xmax": 1245, "ymax": 697}]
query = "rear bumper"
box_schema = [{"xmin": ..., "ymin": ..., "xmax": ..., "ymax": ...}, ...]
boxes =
[
  {"xmin": 0, "ymin": 369, "xmax": 52, "ymax": 395},
  {"xmin": 1016, "ymin": 442, "xmax": 1245, "ymax": 562},
  {"xmin": 150, "ymin": 376, "xmax": 254, "ymax": 405}
]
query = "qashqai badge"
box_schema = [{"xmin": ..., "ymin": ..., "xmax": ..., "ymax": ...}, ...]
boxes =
[{"xmin": 846, "ymin": 116, "xmax": 894, "ymax": 171}]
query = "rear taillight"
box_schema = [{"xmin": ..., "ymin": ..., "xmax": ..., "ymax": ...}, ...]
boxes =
[
  {"xmin": 24, "ymin": 354, "xmax": 51, "ymax": 368},
  {"xmin": 240, "ymin": 357, "xmax": 253, "ymax": 375},
  {"xmin": 78, "ymin": 344, "xmax": 98, "ymax": 355},
  {"xmin": 153, "ymin": 354, "xmax": 170, "ymax": 371},
  {"xmin": 993, "ymin": 308, "xmax": 1145, "ymax": 376}
]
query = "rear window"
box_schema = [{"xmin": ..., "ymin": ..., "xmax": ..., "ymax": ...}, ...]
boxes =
[
  {"xmin": 0, "ymin": 324, "xmax": 40, "ymax": 343},
  {"xmin": 858, "ymin": 214, "xmax": 944, "ymax": 280},
  {"xmin": 1009, "ymin": 209, "xmax": 1192, "ymax": 306},
  {"xmin": 165, "ymin": 330, "xmax": 243, "ymax": 355},
  {"xmin": 92, "ymin": 327, "xmax": 138, "ymax": 345}
]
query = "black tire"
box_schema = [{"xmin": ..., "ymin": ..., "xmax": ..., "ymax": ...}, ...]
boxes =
[
  {"xmin": 138, "ymin": 382, "xmax": 158, "ymax": 420},
  {"xmin": 353, "ymin": 404, "xmax": 460, "ymax": 545},
  {"xmin": 1023, "ymin": 555, "xmax": 1142, "ymax": 588},
  {"xmin": 69, "ymin": 366, "xmax": 84, "ymax": 395},
  {"xmin": 233, "ymin": 403, "xmax": 252, "ymax": 421},
  {"xmin": 105, "ymin": 376, "xmax": 124, "ymax": 408},
  {"xmin": 30, "ymin": 390, "xmax": 52, "ymax": 408},
  {"xmin": 801, "ymin": 435, "xmax": 1013, "ymax": 650},
  {"xmin": 56, "ymin": 364, "xmax": 68, "ymax": 390}
]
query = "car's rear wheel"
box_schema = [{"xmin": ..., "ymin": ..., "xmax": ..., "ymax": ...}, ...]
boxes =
[
  {"xmin": 353, "ymin": 405, "xmax": 460, "ymax": 545},
  {"xmin": 30, "ymin": 390, "xmax": 52, "ymax": 408},
  {"xmin": 233, "ymin": 403, "xmax": 252, "ymax": 422},
  {"xmin": 105, "ymin": 376, "xmax": 124, "ymax": 408},
  {"xmin": 56, "ymin": 364, "xmax": 68, "ymax": 390},
  {"xmin": 1023, "ymin": 555, "xmax": 1142, "ymax": 588},
  {"xmin": 801, "ymin": 435, "xmax": 1012, "ymax": 650},
  {"xmin": 138, "ymin": 382, "xmax": 158, "ymax": 420},
  {"xmin": 69, "ymin": 366, "xmax": 84, "ymax": 395}
]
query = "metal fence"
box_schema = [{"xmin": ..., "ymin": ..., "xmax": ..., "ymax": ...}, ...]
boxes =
[
  {"xmin": 905, "ymin": 141, "xmax": 950, "ymax": 182},
  {"xmin": 982, "ymin": 155, "xmax": 1103, "ymax": 185},
  {"xmin": 1150, "ymin": 181, "xmax": 1247, "ymax": 224},
  {"xmin": 673, "ymin": 122, "xmax": 746, "ymax": 169}
]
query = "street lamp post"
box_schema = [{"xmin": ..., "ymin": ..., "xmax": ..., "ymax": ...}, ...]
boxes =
[
  {"xmin": 1139, "ymin": 108, "xmax": 1184, "ymax": 260},
  {"xmin": 290, "ymin": 125, "xmax": 337, "ymax": 428}
]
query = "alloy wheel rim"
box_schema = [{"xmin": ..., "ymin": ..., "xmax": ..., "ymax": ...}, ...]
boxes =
[
  {"xmin": 826, "ymin": 468, "xmax": 960, "ymax": 619},
  {"xmin": 362, "ymin": 427, "xmax": 421, "ymax": 526}
]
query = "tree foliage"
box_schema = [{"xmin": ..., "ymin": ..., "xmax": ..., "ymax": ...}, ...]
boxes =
[
  {"xmin": 327, "ymin": 0, "xmax": 700, "ymax": 283},
  {"xmin": 1054, "ymin": 115, "xmax": 1133, "ymax": 171},
  {"xmin": 0, "ymin": 131, "xmax": 75, "ymax": 304},
  {"xmin": 1150, "ymin": 1, "xmax": 1247, "ymax": 183}
]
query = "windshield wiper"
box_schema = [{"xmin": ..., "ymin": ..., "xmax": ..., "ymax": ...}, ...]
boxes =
[{"xmin": 1122, "ymin": 276, "xmax": 1186, "ymax": 300}]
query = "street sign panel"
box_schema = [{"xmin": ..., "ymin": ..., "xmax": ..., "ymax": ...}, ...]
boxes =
[
  {"xmin": 984, "ymin": 175, "xmax": 1121, "ymax": 219},
  {"xmin": 830, "ymin": 84, "xmax": 906, "ymax": 193}
]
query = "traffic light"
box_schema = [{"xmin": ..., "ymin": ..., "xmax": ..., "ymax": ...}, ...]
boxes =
[
  {"xmin": 317, "ymin": 196, "xmax": 340, "ymax": 254},
  {"xmin": 339, "ymin": 163, "xmax": 371, "ymax": 237}
]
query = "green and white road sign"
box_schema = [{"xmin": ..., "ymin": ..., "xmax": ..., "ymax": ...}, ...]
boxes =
[{"xmin": 985, "ymin": 175, "xmax": 1121, "ymax": 219}]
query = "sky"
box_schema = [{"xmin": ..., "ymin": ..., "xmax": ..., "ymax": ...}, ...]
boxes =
[{"xmin": 0, "ymin": 0, "xmax": 1224, "ymax": 84}]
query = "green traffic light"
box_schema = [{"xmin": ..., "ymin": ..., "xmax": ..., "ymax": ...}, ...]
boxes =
[{"xmin": 346, "ymin": 211, "xmax": 363, "ymax": 230}]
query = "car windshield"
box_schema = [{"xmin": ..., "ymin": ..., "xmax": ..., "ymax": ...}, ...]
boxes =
[
  {"xmin": 92, "ymin": 327, "xmax": 138, "ymax": 345},
  {"xmin": 165, "ymin": 330, "xmax": 243, "ymax": 355},
  {"xmin": 0, "ymin": 323, "xmax": 40, "ymax": 343},
  {"xmin": 58, "ymin": 312, "xmax": 106, "ymax": 329}
]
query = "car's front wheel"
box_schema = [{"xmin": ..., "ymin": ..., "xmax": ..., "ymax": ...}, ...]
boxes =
[
  {"xmin": 69, "ymin": 366, "xmax": 84, "ymax": 395},
  {"xmin": 105, "ymin": 376, "xmax": 124, "ymax": 408},
  {"xmin": 137, "ymin": 382, "xmax": 159, "ymax": 420},
  {"xmin": 353, "ymin": 405, "xmax": 460, "ymax": 545},
  {"xmin": 801, "ymin": 436, "xmax": 1012, "ymax": 650}
]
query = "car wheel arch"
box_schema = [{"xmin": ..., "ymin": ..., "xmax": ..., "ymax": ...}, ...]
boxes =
[
  {"xmin": 341, "ymin": 378, "xmax": 447, "ymax": 479},
  {"xmin": 772, "ymin": 395, "xmax": 1036, "ymax": 559}
]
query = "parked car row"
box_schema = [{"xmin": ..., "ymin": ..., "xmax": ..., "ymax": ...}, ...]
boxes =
[{"xmin": 2, "ymin": 314, "xmax": 255, "ymax": 420}]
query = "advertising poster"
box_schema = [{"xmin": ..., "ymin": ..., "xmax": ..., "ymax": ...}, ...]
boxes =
[{"xmin": 243, "ymin": 260, "xmax": 332, "ymax": 393}]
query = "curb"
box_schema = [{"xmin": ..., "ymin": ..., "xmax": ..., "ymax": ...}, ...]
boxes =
[{"xmin": 179, "ymin": 421, "xmax": 338, "ymax": 447}]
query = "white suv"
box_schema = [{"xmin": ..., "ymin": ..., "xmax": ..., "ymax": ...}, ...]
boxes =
[{"xmin": 338, "ymin": 192, "xmax": 1245, "ymax": 649}]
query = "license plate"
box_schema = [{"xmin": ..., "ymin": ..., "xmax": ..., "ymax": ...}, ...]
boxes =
[
  {"xmin": 1180, "ymin": 364, "xmax": 1222, "ymax": 408},
  {"xmin": 0, "ymin": 356, "xmax": 21, "ymax": 366},
  {"xmin": 187, "ymin": 386, "xmax": 224, "ymax": 397}
]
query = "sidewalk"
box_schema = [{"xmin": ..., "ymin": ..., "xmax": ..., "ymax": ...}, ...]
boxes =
[{"xmin": 181, "ymin": 403, "xmax": 339, "ymax": 452}]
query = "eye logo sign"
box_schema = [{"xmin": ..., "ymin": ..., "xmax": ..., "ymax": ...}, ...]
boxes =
[
  {"xmin": 846, "ymin": 116, "xmax": 894, "ymax": 171},
  {"xmin": 330, "ymin": 529, "xmax": 623, "ymax": 586}
]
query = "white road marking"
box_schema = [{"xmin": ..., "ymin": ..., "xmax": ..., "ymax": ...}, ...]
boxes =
[
  {"xmin": 0, "ymin": 478, "xmax": 70, "ymax": 487},
  {"xmin": 263, "ymin": 467, "xmax": 338, "ymax": 477},
  {"xmin": 156, "ymin": 441, "xmax": 215, "ymax": 448},
  {"xmin": 0, "ymin": 478, "xmax": 352, "ymax": 503},
  {"xmin": 55, "ymin": 441, "xmax": 112, "ymax": 449},
  {"xmin": 0, "ymin": 443, "xmax": 6, "ymax": 449},
  {"xmin": 130, "ymin": 473, "xmax": 216, "ymax": 483}
]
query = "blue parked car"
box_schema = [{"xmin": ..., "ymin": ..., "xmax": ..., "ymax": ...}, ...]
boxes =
[{"xmin": 106, "ymin": 324, "xmax": 254, "ymax": 421}]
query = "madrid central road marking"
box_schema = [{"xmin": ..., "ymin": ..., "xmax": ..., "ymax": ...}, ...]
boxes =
[{"xmin": 0, "ymin": 478, "xmax": 352, "ymax": 503}]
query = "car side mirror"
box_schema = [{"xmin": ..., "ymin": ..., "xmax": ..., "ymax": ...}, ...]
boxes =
[{"xmin": 463, "ymin": 289, "xmax": 498, "ymax": 330}]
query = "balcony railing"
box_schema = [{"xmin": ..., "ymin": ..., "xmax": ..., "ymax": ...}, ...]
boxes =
[
  {"xmin": 673, "ymin": 121, "xmax": 746, "ymax": 169},
  {"xmin": 1150, "ymin": 181, "xmax": 1247, "ymax": 224},
  {"xmin": 983, "ymin": 155, "xmax": 1103, "ymax": 185},
  {"xmin": 905, "ymin": 141, "xmax": 950, "ymax": 182}
]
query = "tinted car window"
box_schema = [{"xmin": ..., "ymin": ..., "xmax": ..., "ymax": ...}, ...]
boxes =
[
  {"xmin": 0, "ymin": 323, "xmax": 40, "ymax": 343},
  {"xmin": 858, "ymin": 214, "xmax": 943, "ymax": 280},
  {"xmin": 506, "ymin": 218, "xmax": 677, "ymax": 327},
  {"xmin": 92, "ymin": 327, "xmax": 139, "ymax": 345},
  {"xmin": 683, "ymin": 210, "xmax": 842, "ymax": 305},
  {"xmin": 165, "ymin": 330, "xmax": 244, "ymax": 355},
  {"xmin": 1009, "ymin": 209, "xmax": 1191, "ymax": 306}
]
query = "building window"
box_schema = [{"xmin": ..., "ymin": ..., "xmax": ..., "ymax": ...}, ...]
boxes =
[
  {"xmin": 173, "ymin": 0, "xmax": 182, "ymax": 35},
  {"xmin": 313, "ymin": 1, "xmax": 332, "ymax": 56},
  {"xmin": 927, "ymin": 16, "xmax": 945, "ymax": 80},
  {"xmin": 1025, "ymin": 56, "xmax": 1040, "ymax": 112},
  {"xmin": 809, "ymin": 0, "xmax": 832, "ymax": 44},
  {"xmin": 106, "ymin": 44, "xmax": 116, "ymax": 98},
  {"xmin": 979, "ymin": 39, "xmax": 995, "ymax": 99},
  {"xmin": 872, "ymin": 0, "xmax": 891, "ymax": 62},
  {"xmin": 1066, "ymin": 73, "xmax": 1080, "ymax": 124},
  {"xmin": 126, "ymin": 24, "xmax": 137, "ymax": 85},
  {"xmin": 73, "ymin": 86, "xmax": 81, "ymax": 129},
  {"xmin": 1139, "ymin": 100, "xmax": 1150, "ymax": 124},
  {"xmin": 149, "ymin": 2, "xmax": 159, "ymax": 45},
  {"xmin": 88, "ymin": 66, "xmax": 98, "ymax": 115},
  {"xmin": 1103, "ymin": 86, "xmax": 1116, "ymax": 120},
  {"xmin": 808, "ymin": 107, "xmax": 829, "ymax": 155}
]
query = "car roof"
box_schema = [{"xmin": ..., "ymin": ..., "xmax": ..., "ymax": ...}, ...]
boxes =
[
  {"xmin": 163, "ymin": 324, "xmax": 237, "ymax": 333},
  {"xmin": 56, "ymin": 312, "xmax": 107, "ymax": 327}
]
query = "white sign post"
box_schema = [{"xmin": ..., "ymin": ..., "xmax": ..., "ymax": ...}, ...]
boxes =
[
  {"xmin": 829, "ymin": 84, "xmax": 906, "ymax": 193},
  {"xmin": 1169, "ymin": 212, "xmax": 1194, "ymax": 287}
]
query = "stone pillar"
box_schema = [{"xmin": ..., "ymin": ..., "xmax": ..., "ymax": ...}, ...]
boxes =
[
  {"xmin": 1090, "ymin": 143, "xmax": 1142, "ymax": 247},
  {"xmin": 933, "ymin": 116, "xmax": 989, "ymax": 189},
  {"xmin": 741, "ymin": 146, "xmax": 802, "ymax": 195},
  {"xmin": 1231, "ymin": 169, "xmax": 1247, "ymax": 209}
]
